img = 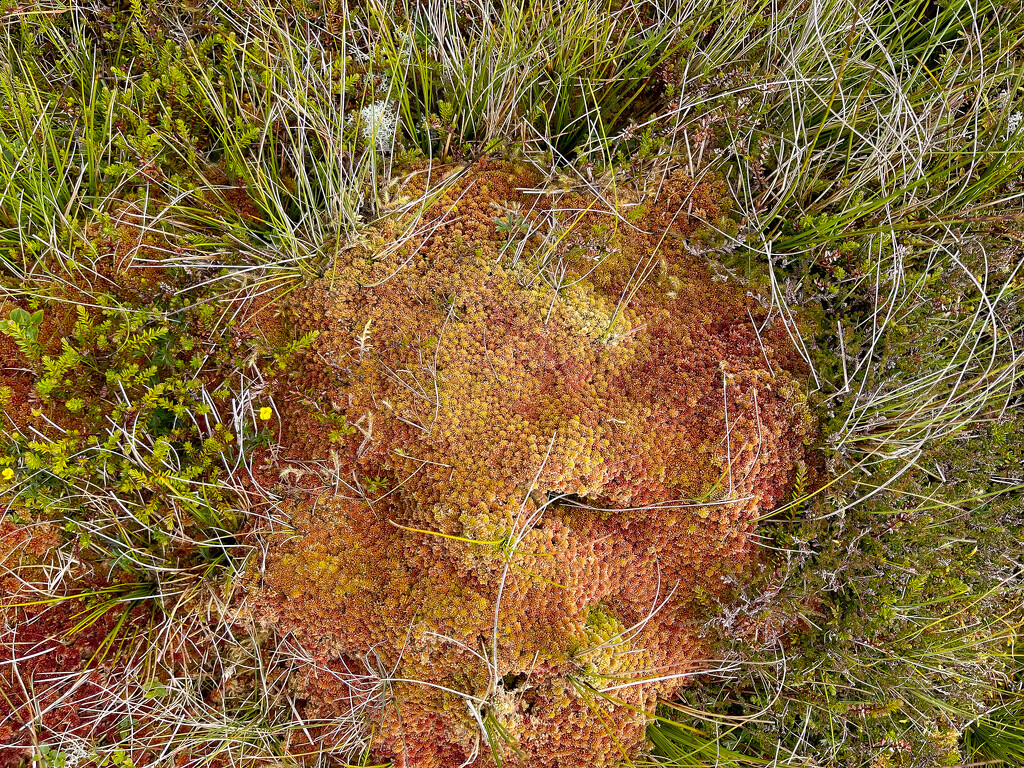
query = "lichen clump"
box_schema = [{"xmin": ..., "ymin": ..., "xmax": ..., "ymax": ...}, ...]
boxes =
[{"xmin": 250, "ymin": 163, "xmax": 814, "ymax": 767}]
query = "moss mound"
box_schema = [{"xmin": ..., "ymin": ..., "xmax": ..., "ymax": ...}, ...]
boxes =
[{"xmin": 248, "ymin": 163, "xmax": 814, "ymax": 767}]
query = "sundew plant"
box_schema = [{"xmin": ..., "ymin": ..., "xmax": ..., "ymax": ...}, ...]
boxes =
[{"xmin": 0, "ymin": 0, "xmax": 1022, "ymax": 767}]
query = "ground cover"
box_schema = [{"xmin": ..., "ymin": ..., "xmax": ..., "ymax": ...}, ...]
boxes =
[{"xmin": 0, "ymin": 0, "xmax": 1022, "ymax": 766}]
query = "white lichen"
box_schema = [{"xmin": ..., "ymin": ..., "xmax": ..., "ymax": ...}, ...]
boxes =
[
  {"xmin": 1007, "ymin": 110, "xmax": 1022, "ymax": 142},
  {"xmin": 353, "ymin": 100, "xmax": 398, "ymax": 152}
]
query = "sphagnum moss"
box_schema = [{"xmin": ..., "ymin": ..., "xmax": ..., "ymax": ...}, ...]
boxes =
[{"xmin": 248, "ymin": 162, "xmax": 814, "ymax": 767}]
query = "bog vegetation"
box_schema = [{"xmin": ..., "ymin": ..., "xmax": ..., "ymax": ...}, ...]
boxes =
[{"xmin": 0, "ymin": 0, "xmax": 1022, "ymax": 767}]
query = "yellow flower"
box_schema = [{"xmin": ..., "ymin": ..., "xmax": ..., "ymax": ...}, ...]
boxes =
[
  {"xmin": 259, "ymin": 406, "xmax": 273, "ymax": 421},
  {"xmin": 1, "ymin": 468, "xmax": 13, "ymax": 481}
]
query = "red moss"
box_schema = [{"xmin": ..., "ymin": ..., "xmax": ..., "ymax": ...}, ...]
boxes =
[
  {"xmin": 0, "ymin": 521, "xmax": 153, "ymax": 766},
  {"xmin": 248, "ymin": 162, "xmax": 814, "ymax": 767}
]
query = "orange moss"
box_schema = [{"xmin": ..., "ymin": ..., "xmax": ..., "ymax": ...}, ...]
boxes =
[{"xmin": 249, "ymin": 162, "xmax": 814, "ymax": 767}]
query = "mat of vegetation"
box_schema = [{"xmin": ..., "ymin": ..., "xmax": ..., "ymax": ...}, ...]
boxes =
[{"xmin": 0, "ymin": 0, "xmax": 1022, "ymax": 767}]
